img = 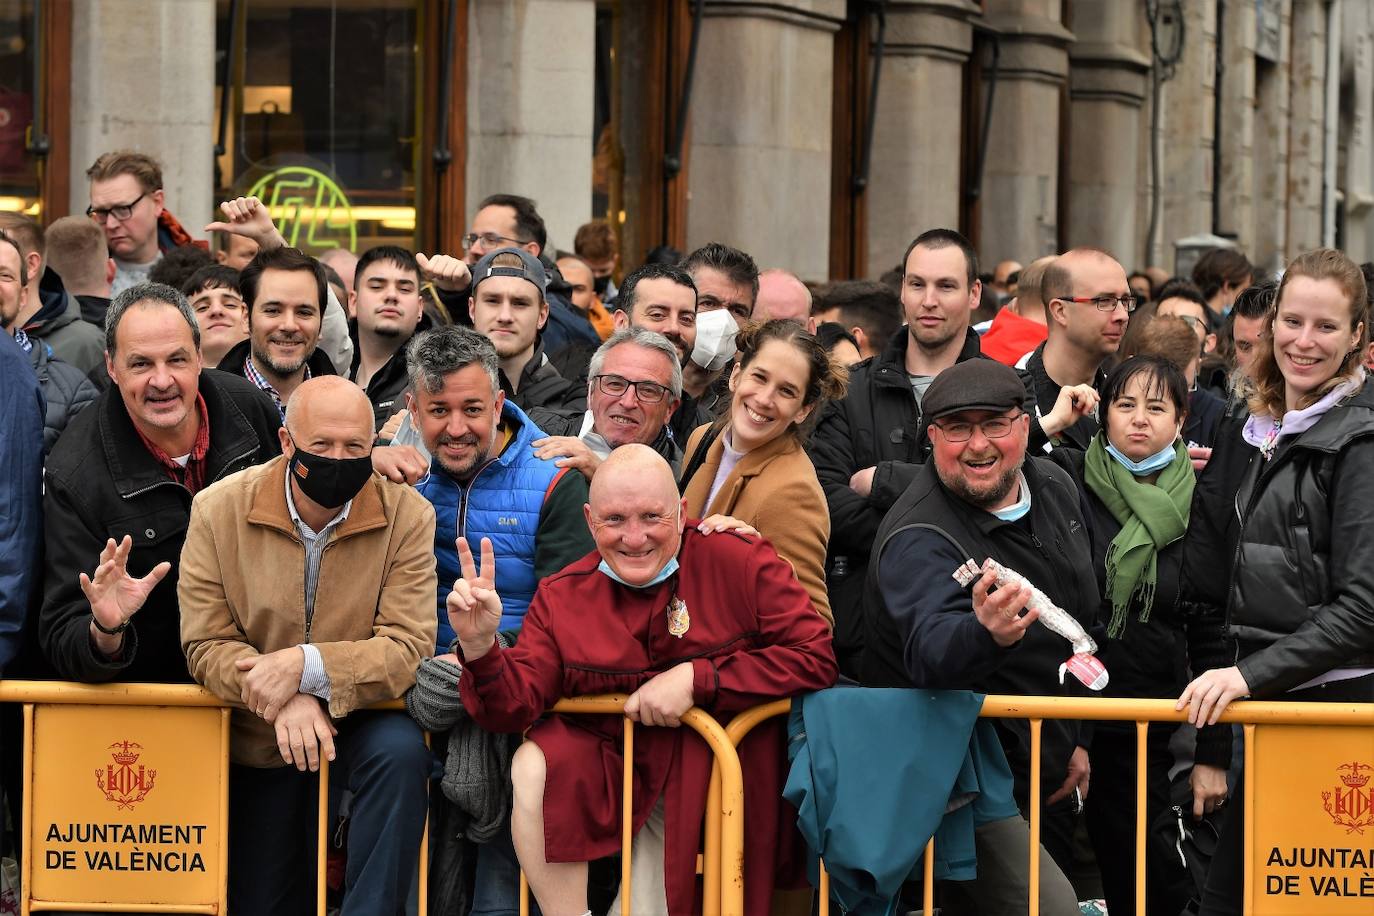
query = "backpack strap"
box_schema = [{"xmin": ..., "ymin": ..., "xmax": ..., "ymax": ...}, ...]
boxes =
[{"xmin": 678, "ymin": 422, "xmax": 724, "ymax": 496}]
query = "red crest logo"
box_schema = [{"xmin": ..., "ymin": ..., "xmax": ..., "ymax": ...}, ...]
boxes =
[
  {"xmin": 1321, "ymin": 762, "xmax": 1374, "ymax": 834},
  {"xmin": 94, "ymin": 740, "xmax": 157, "ymax": 810}
]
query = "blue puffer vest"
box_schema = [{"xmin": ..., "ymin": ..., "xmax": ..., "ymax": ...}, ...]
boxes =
[{"xmin": 417, "ymin": 401, "xmax": 563, "ymax": 649}]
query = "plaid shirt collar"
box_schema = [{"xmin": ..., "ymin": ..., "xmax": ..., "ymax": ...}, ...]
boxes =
[
  {"xmin": 131, "ymin": 393, "xmax": 212, "ymax": 492},
  {"xmin": 244, "ymin": 355, "xmax": 311, "ymax": 420}
]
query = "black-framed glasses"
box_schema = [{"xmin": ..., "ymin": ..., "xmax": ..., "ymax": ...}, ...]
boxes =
[
  {"xmin": 592, "ymin": 374, "xmax": 672, "ymax": 404},
  {"xmin": 462, "ymin": 231, "xmax": 527, "ymax": 250},
  {"xmin": 931, "ymin": 411, "xmax": 1023, "ymax": 442},
  {"xmin": 1059, "ymin": 294, "xmax": 1138, "ymax": 313},
  {"xmin": 86, "ymin": 192, "xmax": 147, "ymax": 223}
]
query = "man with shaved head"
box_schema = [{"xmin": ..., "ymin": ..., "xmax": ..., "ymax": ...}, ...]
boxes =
[
  {"xmin": 179, "ymin": 375, "xmax": 437, "ymax": 916},
  {"xmin": 754, "ymin": 267, "xmax": 815, "ymax": 330},
  {"xmin": 448, "ymin": 444, "xmax": 837, "ymax": 915}
]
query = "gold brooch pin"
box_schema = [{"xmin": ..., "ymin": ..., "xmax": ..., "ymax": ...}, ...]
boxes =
[{"xmin": 667, "ymin": 596, "xmax": 690, "ymax": 637}]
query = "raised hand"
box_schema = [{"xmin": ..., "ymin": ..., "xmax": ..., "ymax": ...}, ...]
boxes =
[
  {"xmin": 446, "ymin": 536, "xmax": 503, "ymax": 661},
  {"xmin": 970, "ymin": 568, "xmax": 1039, "ymax": 648},
  {"xmin": 416, "ymin": 253, "xmax": 471, "ymax": 292},
  {"xmin": 1041, "ymin": 383, "xmax": 1100, "ymax": 438},
  {"xmin": 80, "ymin": 536, "xmax": 171, "ymax": 641},
  {"xmin": 204, "ymin": 196, "xmax": 287, "ymax": 251}
]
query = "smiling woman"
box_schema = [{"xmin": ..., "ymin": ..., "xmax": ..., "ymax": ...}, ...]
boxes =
[{"xmin": 679, "ymin": 320, "xmax": 847, "ymax": 626}]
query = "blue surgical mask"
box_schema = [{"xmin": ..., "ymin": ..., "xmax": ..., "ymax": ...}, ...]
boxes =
[
  {"xmin": 989, "ymin": 473, "xmax": 1031, "ymax": 522},
  {"xmin": 1105, "ymin": 440, "xmax": 1179, "ymax": 476},
  {"xmin": 598, "ymin": 556, "xmax": 679, "ymax": 589}
]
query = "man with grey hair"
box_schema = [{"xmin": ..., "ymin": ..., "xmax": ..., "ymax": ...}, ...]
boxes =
[
  {"xmin": 528, "ymin": 326, "xmax": 684, "ymax": 478},
  {"xmin": 39, "ymin": 281, "xmax": 282, "ymax": 683},
  {"xmin": 405, "ymin": 323, "xmax": 594, "ymax": 912}
]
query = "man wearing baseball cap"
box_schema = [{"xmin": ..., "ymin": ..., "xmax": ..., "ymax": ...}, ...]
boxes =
[
  {"xmin": 860, "ymin": 358, "xmax": 1097, "ymax": 915},
  {"xmin": 469, "ymin": 248, "xmax": 585, "ymax": 413}
]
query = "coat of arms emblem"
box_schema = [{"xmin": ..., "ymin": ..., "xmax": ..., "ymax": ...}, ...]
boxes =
[
  {"xmin": 1321, "ymin": 761, "xmax": 1373, "ymax": 834},
  {"xmin": 95, "ymin": 740, "xmax": 157, "ymax": 810}
]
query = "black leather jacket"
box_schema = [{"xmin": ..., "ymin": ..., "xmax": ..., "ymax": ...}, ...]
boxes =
[
  {"xmin": 1186, "ymin": 378, "xmax": 1374, "ymax": 696},
  {"xmin": 39, "ymin": 370, "xmax": 282, "ymax": 683}
]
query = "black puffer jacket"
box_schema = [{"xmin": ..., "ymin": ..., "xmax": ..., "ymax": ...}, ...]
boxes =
[
  {"xmin": 348, "ymin": 313, "xmax": 433, "ymax": 432},
  {"xmin": 28, "ymin": 338, "xmax": 100, "ymax": 454},
  {"xmin": 502, "ymin": 342, "xmax": 586, "ymax": 414},
  {"xmin": 40, "ymin": 370, "xmax": 282, "ymax": 684},
  {"xmin": 1183, "ymin": 379, "xmax": 1374, "ymax": 697}
]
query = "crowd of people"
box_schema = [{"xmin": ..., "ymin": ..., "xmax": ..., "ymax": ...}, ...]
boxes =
[{"xmin": 0, "ymin": 148, "xmax": 1371, "ymax": 916}]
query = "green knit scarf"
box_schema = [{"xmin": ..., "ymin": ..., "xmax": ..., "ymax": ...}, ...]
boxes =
[{"xmin": 1082, "ymin": 435, "xmax": 1194, "ymax": 639}]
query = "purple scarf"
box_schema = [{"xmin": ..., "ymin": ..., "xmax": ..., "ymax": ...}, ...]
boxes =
[{"xmin": 1243, "ymin": 369, "xmax": 1366, "ymax": 459}]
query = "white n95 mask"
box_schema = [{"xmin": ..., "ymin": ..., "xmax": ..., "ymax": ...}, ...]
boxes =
[{"xmin": 690, "ymin": 309, "xmax": 739, "ymax": 372}]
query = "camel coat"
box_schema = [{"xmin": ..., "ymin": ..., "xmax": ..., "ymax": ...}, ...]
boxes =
[
  {"xmin": 682, "ymin": 424, "xmax": 834, "ymax": 626},
  {"xmin": 179, "ymin": 456, "xmax": 437, "ymax": 767}
]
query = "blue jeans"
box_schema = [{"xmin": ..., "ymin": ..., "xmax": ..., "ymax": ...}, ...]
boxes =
[
  {"xmin": 470, "ymin": 818, "xmax": 536, "ymax": 916},
  {"xmin": 228, "ymin": 711, "xmax": 430, "ymax": 916}
]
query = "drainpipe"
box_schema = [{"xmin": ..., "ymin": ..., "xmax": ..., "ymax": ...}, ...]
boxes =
[{"xmin": 1323, "ymin": 0, "xmax": 1341, "ymax": 247}]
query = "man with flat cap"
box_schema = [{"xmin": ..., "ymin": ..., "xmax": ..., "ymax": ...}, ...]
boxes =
[{"xmin": 861, "ymin": 358, "xmax": 1097, "ymax": 915}]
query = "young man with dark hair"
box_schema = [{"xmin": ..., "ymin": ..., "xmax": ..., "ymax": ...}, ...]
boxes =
[
  {"xmin": 680, "ymin": 241, "xmax": 758, "ymax": 324},
  {"xmin": 814, "ymin": 280, "xmax": 902, "ymax": 361},
  {"xmin": 182, "ymin": 265, "xmax": 248, "ymax": 368},
  {"xmin": 1190, "ymin": 247, "xmax": 1254, "ymax": 319},
  {"xmin": 348, "ymin": 246, "xmax": 432, "ymax": 431},
  {"xmin": 217, "ymin": 247, "xmax": 336, "ymax": 417}
]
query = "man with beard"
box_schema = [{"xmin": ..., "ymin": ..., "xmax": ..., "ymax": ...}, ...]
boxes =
[
  {"xmin": 406, "ymin": 324, "xmax": 593, "ymax": 912},
  {"xmin": 862, "ymin": 359, "xmax": 1094, "ymax": 913},
  {"xmin": 217, "ymin": 246, "xmax": 337, "ymax": 419}
]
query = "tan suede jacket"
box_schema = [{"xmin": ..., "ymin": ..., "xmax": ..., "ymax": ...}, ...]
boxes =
[
  {"xmin": 681, "ymin": 425, "xmax": 834, "ymax": 627},
  {"xmin": 178, "ymin": 456, "xmax": 437, "ymax": 767}
]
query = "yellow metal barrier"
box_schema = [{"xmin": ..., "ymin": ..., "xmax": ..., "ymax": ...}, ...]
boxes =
[
  {"xmin": 713, "ymin": 694, "xmax": 1374, "ymax": 916},
  {"xmin": 515, "ymin": 695, "xmax": 747, "ymax": 916},
  {"xmin": 0, "ymin": 681, "xmax": 425, "ymax": 916}
]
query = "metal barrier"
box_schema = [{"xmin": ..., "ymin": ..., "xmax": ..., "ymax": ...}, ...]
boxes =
[
  {"xmin": 0, "ymin": 680, "xmax": 425, "ymax": 916},
  {"xmin": 712, "ymin": 694, "xmax": 1374, "ymax": 916},
  {"xmin": 516, "ymin": 695, "xmax": 746, "ymax": 916}
]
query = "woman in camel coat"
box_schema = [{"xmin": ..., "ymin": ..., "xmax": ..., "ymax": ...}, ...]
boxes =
[{"xmin": 681, "ymin": 319, "xmax": 848, "ymax": 626}]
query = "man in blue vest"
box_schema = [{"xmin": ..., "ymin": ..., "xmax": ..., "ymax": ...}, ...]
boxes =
[{"xmin": 407, "ymin": 319, "xmax": 593, "ymax": 915}]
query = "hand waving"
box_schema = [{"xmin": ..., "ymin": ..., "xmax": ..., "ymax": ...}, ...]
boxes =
[
  {"xmin": 446, "ymin": 537, "xmax": 503, "ymax": 661},
  {"xmin": 1041, "ymin": 383, "xmax": 1100, "ymax": 438},
  {"xmin": 81, "ymin": 536, "xmax": 171, "ymax": 652},
  {"xmin": 416, "ymin": 253, "xmax": 471, "ymax": 292}
]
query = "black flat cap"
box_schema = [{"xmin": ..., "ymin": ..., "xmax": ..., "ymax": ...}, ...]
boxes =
[{"xmin": 922, "ymin": 358, "xmax": 1028, "ymax": 421}]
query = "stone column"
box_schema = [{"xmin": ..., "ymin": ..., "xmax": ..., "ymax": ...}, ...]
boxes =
[
  {"xmin": 1249, "ymin": 0, "xmax": 1293, "ymax": 274},
  {"xmin": 68, "ymin": 0, "xmax": 215, "ymax": 224},
  {"xmin": 1214, "ymin": 0, "xmax": 1258, "ymax": 250},
  {"xmin": 466, "ymin": 0, "xmax": 596, "ymax": 252},
  {"xmin": 685, "ymin": 0, "xmax": 844, "ymax": 279},
  {"xmin": 1286, "ymin": 0, "xmax": 1326, "ymax": 256},
  {"xmin": 1064, "ymin": 2, "xmax": 1150, "ymax": 265},
  {"xmin": 863, "ymin": 0, "xmax": 980, "ymax": 278},
  {"xmin": 977, "ymin": 0, "xmax": 1073, "ymax": 265},
  {"xmin": 1160, "ymin": 0, "xmax": 1218, "ymax": 262},
  {"xmin": 1340, "ymin": 0, "xmax": 1374, "ymax": 256}
]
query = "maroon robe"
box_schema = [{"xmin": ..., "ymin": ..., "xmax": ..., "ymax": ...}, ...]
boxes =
[{"xmin": 459, "ymin": 524, "xmax": 837, "ymax": 914}]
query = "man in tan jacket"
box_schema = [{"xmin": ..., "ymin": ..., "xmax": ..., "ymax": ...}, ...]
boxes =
[{"xmin": 179, "ymin": 375, "xmax": 436, "ymax": 916}]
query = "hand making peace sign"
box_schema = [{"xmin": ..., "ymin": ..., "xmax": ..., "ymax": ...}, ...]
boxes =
[{"xmin": 445, "ymin": 536, "xmax": 503, "ymax": 661}]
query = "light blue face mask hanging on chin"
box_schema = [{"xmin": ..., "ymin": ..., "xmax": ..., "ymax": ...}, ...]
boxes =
[
  {"xmin": 1105, "ymin": 437, "xmax": 1180, "ymax": 476},
  {"xmin": 598, "ymin": 556, "xmax": 680, "ymax": 589},
  {"xmin": 989, "ymin": 472, "xmax": 1032, "ymax": 522}
]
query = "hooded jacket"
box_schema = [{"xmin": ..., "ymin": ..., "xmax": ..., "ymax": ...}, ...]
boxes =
[
  {"xmin": 26, "ymin": 336, "xmax": 100, "ymax": 454},
  {"xmin": 501, "ymin": 341, "xmax": 587, "ymax": 414},
  {"xmin": 22, "ymin": 266, "xmax": 106, "ymax": 377}
]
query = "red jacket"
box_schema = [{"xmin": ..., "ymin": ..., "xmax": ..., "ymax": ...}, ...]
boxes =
[
  {"xmin": 979, "ymin": 307, "xmax": 1047, "ymax": 366},
  {"xmin": 460, "ymin": 525, "xmax": 838, "ymax": 914}
]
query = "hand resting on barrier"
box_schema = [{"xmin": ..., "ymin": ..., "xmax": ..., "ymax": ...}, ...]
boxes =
[
  {"xmin": 274, "ymin": 692, "xmax": 337, "ymax": 772},
  {"xmin": 237, "ymin": 647, "xmax": 307, "ymax": 722},
  {"xmin": 623, "ymin": 662, "xmax": 695, "ymax": 727}
]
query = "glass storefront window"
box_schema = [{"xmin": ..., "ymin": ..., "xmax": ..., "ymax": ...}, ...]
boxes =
[
  {"xmin": 0, "ymin": 0, "xmax": 41, "ymax": 219},
  {"xmin": 214, "ymin": 0, "xmax": 421, "ymax": 255}
]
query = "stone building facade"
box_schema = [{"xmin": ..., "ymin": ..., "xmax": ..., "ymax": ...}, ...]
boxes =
[{"xmin": 22, "ymin": 0, "xmax": 1374, "ymax": 282}]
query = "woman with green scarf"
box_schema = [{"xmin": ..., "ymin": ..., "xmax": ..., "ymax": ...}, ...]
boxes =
[{"xmin": 1050, "ymin": 355, "xmax": 1227, "ymax": 916}]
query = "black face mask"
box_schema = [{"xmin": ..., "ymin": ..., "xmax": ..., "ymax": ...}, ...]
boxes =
[
  {"xmin": 593, "ymin": 274, "xmax": 611, "ymax": 297},
  {"xmin": 288, "ymin": 442, "xmax": 374, "ymax": 509}
]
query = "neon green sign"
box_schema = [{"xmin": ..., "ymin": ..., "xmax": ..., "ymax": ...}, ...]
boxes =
[{"xmin": 246, "ymin": 167, "xmax": 357, "ymax": 252}]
